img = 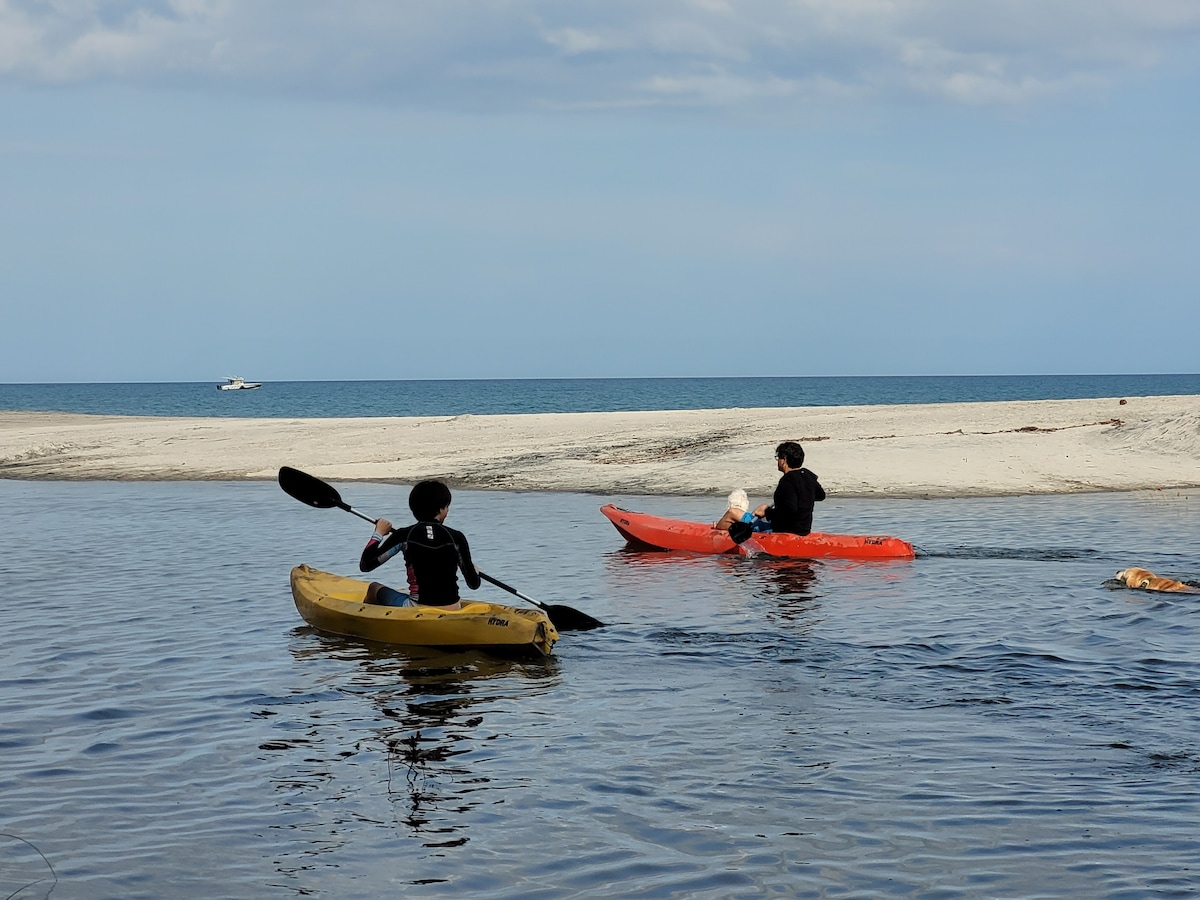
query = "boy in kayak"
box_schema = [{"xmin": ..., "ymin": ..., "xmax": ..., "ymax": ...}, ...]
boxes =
[
  {"xmin": 753, "ymin": 441, "xmax": 825, "ymax": 535},
  {"xmin": 359, "ymin": 480, "xmax": 482, "ymax": 609}
]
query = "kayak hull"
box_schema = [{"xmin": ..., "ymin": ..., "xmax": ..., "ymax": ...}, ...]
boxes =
[
  {"xmin": 600, "ymin": 504, "xmax": 915, "ymax": 560},
  {"xmin": 289, "ymin": 565, "xmax": 559, "ymax": 656}
]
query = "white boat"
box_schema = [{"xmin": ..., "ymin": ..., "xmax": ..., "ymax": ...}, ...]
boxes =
[{"xmin": 217, "ymin": 376, "xmax": 263, "ymax": 391}]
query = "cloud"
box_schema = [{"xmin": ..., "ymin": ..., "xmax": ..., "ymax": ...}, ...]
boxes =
[{"xmin": 0, "ymin": 0, "xmax": 1197, "ymax": 109}]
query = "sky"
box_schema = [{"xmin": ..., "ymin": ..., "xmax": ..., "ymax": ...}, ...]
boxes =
[{"xmin": 1, "ymin": 1, "xmax": 1198, "ymax": 383}]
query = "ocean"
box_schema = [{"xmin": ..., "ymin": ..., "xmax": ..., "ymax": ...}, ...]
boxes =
[{"xmin": 1, "ymin": 373, "xmax": 1198, "ymax": 418}]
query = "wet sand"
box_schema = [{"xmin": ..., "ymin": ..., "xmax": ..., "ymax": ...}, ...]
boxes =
[{"xmin": 1, "ymin": 394, "xmax": 1196, "ymax": 498}]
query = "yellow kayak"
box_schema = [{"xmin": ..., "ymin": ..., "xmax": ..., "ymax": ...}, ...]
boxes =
[{"xmin": 289, "ymin": 565, "xmax": 560, "ymax": 656}]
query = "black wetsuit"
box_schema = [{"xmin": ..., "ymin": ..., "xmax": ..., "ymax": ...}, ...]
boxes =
[
  {"xmin": 360, "ymin": 521, "xmax": 481, "ymax": 606},
  {"xmin": 762, "ymin": 468, "xmax": 826, "ymax": 536}
]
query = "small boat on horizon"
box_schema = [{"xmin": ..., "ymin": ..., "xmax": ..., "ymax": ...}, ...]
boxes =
[{"xmin": 218, "ymin": 376, "xmax": 263, "ymax": 391}]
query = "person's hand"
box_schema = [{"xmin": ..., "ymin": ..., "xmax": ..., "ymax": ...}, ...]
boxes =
[
  {"xmin": 752, "ymin": 504, "xmax": 768, "ymax": 517},
  {"xmin": 374, "ymin": 517, "xmax": 393, "ymax": 534}
]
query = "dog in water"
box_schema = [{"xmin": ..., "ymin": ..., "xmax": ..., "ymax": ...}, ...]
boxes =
[{"xmin": 1115, "ymin": 567, "xmax": 1199, "ymax": 593}]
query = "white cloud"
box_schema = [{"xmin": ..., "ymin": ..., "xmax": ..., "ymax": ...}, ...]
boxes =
[
  {"xmin": 0, "ymin": 0, "xmax": 1196, "ymax": 108},
  {"xmin": 540, "ymin": 24, "xmax": 633, "ymax": 56}
]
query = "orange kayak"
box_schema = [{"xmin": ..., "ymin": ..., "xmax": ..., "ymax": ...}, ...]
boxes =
[{"xmin": 600, "ymin": 504, "xmax": 915, "ymax": 560}]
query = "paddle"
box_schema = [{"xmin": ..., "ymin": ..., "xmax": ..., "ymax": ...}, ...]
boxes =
[
  {"xmin": 474, "ymin": 571, "xmax": 602, "ymax": 631},
  {"xmin": 728, "ymin": 519, "xmax": 767, "ymax": 557},
  {"xmin": 728, "ymin": 520, "xmax": 755, "ymax": 545},
  {"xmin": 277, "ymin": 466, "xmax": 603, "ymax": 631},
  {"xmin": 729, "ymin": 518, "xmax": 772, "ymax": 545}
]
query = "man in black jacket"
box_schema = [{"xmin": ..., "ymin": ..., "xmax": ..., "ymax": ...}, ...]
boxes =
[{"xmin": 753, "ymin": 441, "xmax": 825, "ymax": 535}]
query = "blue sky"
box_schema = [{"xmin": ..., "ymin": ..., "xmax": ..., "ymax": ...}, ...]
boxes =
[{"xmin": 1, "ymin": 2, "xmax": 1197, "ymax": 382}]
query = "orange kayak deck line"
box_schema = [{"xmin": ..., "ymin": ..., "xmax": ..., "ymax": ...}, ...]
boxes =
[{"xmin": 600, "ymin": 504, "xmax": 915, "ymax": 560}]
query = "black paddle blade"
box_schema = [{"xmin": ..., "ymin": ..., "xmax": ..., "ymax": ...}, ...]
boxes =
[
  {"xmin": 478, "ymin": 571, "xmax": 603, "ymax": 631},
  {"xmin": 278, "ymin": 466, "xmax": 346, "ymax": 510},
  {"xmin": 544, "ymin": 605, "xmax": 604, "ymax": 632},
  {"xmin": 729, "ymin": 521, "xmax": 755, "ymax": 545}
]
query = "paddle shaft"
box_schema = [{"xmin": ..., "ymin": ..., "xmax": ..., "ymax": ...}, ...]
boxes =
[
  {"xmin": 477, "ymin": 572, "xmax": 545, "ymax": 609},
  {"xmin": 343, "ymin": 506, "xmax": 377, "ymax": 526}
]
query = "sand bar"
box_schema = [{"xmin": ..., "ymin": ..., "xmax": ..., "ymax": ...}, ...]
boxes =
[{"xmin": 0, "ymin": 395, "xmax": 1196, "ymax": 498}]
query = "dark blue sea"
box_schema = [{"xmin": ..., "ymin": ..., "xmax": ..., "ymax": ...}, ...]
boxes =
[{"xmin": 1, "ymin": 373, "xmax": 1197, "ymax": 418}]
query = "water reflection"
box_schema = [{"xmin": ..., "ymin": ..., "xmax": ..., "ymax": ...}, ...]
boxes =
[
  {"xmin": 606, "ymin": 545, "xmax": 715, "ymax": 568},
  {"xmin": 603, "ymin": 545, "xmax": 824, "ymax": 636},
  {"xmin": 368, "ymin": 650, "xmax": 558, "ymax": 848},
  {"xmin": 749, "ymin": 558, "xmax": 818, "ymax": 599},
  {"xmin": 606, "ymin": 544, "xmax": 819, "ymax": 600},
  {"xmin": 264, "ymin": 632, "xmax": 560, "ymax": 859}
]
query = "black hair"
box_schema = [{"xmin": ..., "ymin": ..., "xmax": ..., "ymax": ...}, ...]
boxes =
[
  {"xmin": 775, "ymin": 441, "xmax": 805, "ymax": 468},
  {"xmin": 408, "ymin": 480, "xmax": 452, "ymax": 521}
]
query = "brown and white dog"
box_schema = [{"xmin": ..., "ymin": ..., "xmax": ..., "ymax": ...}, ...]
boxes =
[{"xmin": 1115, "ymin": 567, "xmax": 1199, "ymax": 593}]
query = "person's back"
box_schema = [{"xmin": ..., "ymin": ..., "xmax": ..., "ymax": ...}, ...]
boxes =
[
  {"xmin": 398, "ymin": 519, "xmax": 478, "ymax": 605},
  {"xmin": 755, "ymin": 441, "xmax": 826, "ymax": 536},
  {"xmin": 769, "ymin": 467, "xmax": 824, "ymax": 535},
  {"xmin": 359, "ymin": 479, "xmax": 481, "ymax": 608}
]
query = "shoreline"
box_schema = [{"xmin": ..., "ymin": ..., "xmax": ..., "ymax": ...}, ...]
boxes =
[{"xmin": 1, "ymin": 394, "xmax": 1197, "ymax": 499}]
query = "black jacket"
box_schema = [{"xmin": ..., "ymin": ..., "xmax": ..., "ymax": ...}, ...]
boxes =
[
  {"xmin": 360, "ymin": 521, "xmax": 481, "ymax": 604},
  {"xmin": 763, "ymin": 468, "xmax": 825, "ymax": 535}
]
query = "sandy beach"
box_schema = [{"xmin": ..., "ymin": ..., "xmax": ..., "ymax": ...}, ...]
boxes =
[{"xmin": 1, "ymin": 395, "xmax": 1196, "ymax": 498}]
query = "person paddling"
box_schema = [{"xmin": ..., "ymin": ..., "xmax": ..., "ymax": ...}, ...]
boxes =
[
  {"xmin": 753, "ymin": 441, "xmax": 825, "ymax": 536},
  {"xmin": 359, "ymin": 480, "xmax": 482, "ymax": 609}
]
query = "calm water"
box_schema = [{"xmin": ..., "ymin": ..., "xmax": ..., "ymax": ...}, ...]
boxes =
[
  {"xmin": 3, "ymin": 480, "xmax": 1199, "ymax": 898},
  {"xmin": 1, "ymin": 374, "xmax": 1198, "ymax": 418}
]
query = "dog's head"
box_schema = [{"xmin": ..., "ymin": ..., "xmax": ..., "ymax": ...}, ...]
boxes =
[{"xmin": 1116, "ymin": 567, "xmax": 1154, "ymax": 588}]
